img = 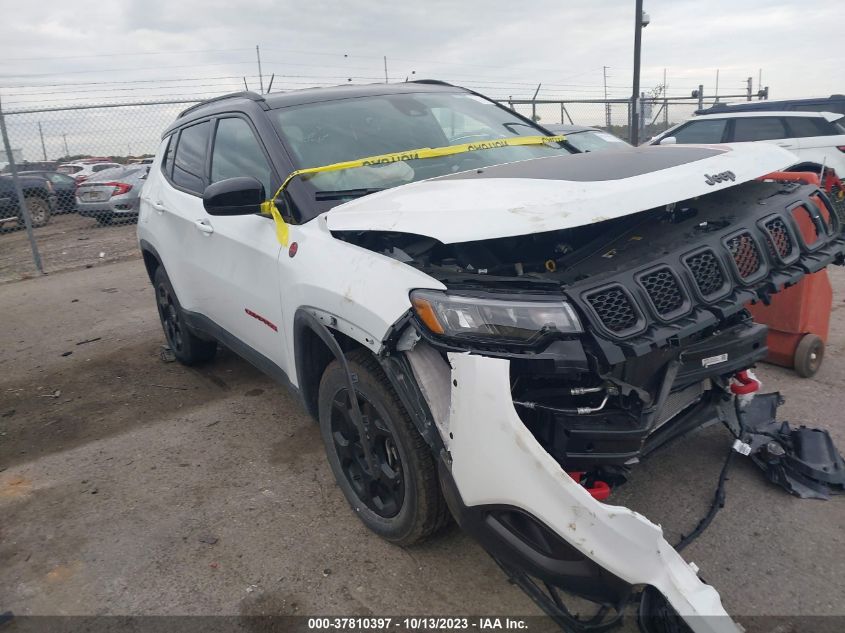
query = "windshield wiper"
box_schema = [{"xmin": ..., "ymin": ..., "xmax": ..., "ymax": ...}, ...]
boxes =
[{"xmin": 315, "ymin": 187, "xmax": 384, "ymax": 201}]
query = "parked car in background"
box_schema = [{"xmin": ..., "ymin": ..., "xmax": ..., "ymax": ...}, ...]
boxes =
[
  {"xmin": 0, "ymin": 173, "xmax": 56, "ymax": 229},
  {"xmin": 19, "ymin": 170, "xmax": 77, "ymax": 213},
  {"xmin": 545, "ymin": 124, "xmax": 632, "ymax": 152},
  {"xmin": 58, "ymin": 161, "xmax": 122, "ymax": 183},
  {"xmin": 649, "ymin": 110, "xmax": 845, "ymax": 179},
  {"xmin": 697, "ymin": 94, "xmax": 845, "ymax": 117},
  {"xmin": 76, "ymin": 165, "xmax": 148, "ymax": 225}
]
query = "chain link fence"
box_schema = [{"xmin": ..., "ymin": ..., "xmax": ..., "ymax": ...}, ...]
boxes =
[
  {"xmin": 0, "ymin": 100, "xmax": 200, "ymax": 283},
  {"xmin": 0, "ymin": 93, "xmax": 755, "ymax": 283}
]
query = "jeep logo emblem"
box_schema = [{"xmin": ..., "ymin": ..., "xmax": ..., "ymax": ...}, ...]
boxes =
[{"xmin": 704, "ymin": 171, "xmax": 736, "ymax": 186}]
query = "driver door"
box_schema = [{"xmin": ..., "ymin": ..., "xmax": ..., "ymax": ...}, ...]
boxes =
[{"xmin": 190, "ymin": 115, "xmax": 289, "ymax": 371}]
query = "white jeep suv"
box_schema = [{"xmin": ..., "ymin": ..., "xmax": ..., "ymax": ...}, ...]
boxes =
[{"xmin": 138, "ymin": 82, "xmax": 845, "ymax": 633}]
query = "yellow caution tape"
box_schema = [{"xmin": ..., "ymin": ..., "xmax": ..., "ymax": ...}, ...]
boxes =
[{"xmin": 263, "ymin": 135, "xmax": 566, "ymax": 245}]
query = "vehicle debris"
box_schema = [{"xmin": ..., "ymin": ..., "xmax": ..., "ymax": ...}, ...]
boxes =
[
  {"xmin": 75, "ymin": 337, "xmax": 101, "ymax": 346},
  {"xmin": 737, "ymin": 393, "xmax": 845, "ymax": 499}
]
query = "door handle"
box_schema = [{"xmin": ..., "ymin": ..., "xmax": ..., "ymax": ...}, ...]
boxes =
[
  {"xmin": 151, "ymin": 200, "xmax": 167, "ymax": 213},
  {"xmin": 776, "ymin": 142, "xmax": 791, "ymax": 147},
  {"xmin": 194, "ymin": 219, "xmax": 214, "ymax": 235}
]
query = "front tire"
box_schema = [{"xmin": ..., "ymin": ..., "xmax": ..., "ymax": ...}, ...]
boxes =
[
  {"xmin": 153, "ymin": 266, "xmax": 217, "ymax": 366},
  {"xmin": 318, "ymin": 349, "xmax": 449, "ymax": 546}
]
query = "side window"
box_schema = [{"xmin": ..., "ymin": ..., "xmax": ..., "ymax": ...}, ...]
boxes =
[
  {"xmin": 160, "ymin": 135, "xmax": 175, "ymax": 177},
  {"xmin": 210, "ymin": 117, "xmax": 273, "ymax": 196},
  {"xmin": 671, "ymin": 119, "xmax": 728, "ymax": 144},
  {"xmin": 173, "ymin": 120, "xmax": 211, "ymax": 193},
  {"xmin": 732, "ymin": 117, "xmax": 788, "ymax": 142},
  {"xmin": 785, "ymin": 117, "xmax": 831, "ymax": 138}
]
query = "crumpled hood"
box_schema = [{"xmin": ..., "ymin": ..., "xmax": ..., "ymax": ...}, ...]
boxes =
[{"xmin": 324, "ymin": 143, "xmax": 797, "ymax": 244}]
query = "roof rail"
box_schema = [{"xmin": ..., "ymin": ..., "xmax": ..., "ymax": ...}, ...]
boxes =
[
  {"xmin": 407, "ymin": 79, "xmax": 458, "ymax": 88},
  {"xmin": 179, "ymin": 91, "xmax": 266, "ymax": 119}
]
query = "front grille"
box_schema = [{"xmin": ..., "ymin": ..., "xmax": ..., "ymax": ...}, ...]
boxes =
[
  {"xmin": 764, "ymin": 217, "xmax": 793, "ymax": 260},
  {"xmin": 685, "ymin": 250, "xmax": 725, "ymax": 297},
  {"xmin": 640, "ymin": 267, "xmax": 684, "ymax": 316},
  {"xmin": 586, "ymin": 287, "xmax": 638, "ymax": 333},
  {"xmin": 726, "ymin": 232, "xmax": 762, "ymax": 279}
]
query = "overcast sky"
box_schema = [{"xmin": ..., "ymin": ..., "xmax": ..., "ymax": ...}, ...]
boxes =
[
  {"xmin": 0, "ymin": 0, "xmax": 843, "ymax": 159},
  {"xmin": 1, "ymin": 0, "xmax": 843, "ymax": 107}
]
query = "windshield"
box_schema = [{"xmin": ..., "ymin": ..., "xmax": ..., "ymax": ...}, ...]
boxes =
[
  {"xmin": 272, "ymin": 91, "xmax": 573, "ymax": 195},
  {"xmin": 565, "ymin": 130, "xmax": 631, "ymax": 153}
]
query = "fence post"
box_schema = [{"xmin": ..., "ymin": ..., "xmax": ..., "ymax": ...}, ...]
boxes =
[
  {"xmin": 697, "ymin": 84, "xmax": 704, "ymax": 111},
  {"xmin": 0, "ymin": 96, "xmax": 44, "ymax": 275}
]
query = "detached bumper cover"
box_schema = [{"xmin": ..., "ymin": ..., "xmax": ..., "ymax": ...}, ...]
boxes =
[{"xmin": 441, "ymin": 352, "xmax": 741, "ymax": 633}]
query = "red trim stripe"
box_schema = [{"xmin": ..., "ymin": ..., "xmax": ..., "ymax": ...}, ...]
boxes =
[{"xmin": 244, "ymin": 308, "xmax": 278, "ymax": 332}]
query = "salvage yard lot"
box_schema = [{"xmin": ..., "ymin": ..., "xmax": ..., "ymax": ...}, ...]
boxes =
[
  {"xmin": 1, "ymin": 258, "xmax": 844, "ymax": 630},
  {"xmin": 0, "ymin": 213, "xmax": 139, "ymax": 284}
]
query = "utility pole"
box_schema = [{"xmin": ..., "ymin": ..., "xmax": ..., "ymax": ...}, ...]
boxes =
[
  {"xmin": 603, "ymin": 66, "xmax": 611, "ymax": 128},
  {"xmin": 758, "ymin": 68, "xmax": 762, "ymax": 92},
  {"xmin": 38, "ymin": 122, "xmax": 47, "ymax": 161},
  {"xmin": 383, "ymin": 56, "xmax": 389, "ymax": 84},
  {"xmin": 746, "ymin": 76, "xmax": 753, "ymax": 101},
  {"xmin": 663, "ymin": 68, "xmax": 669, "ymax": 128},
  {"xmin": 256, "ymin": 45, "xmax": 264, "ymax": 94},
  {"xmin": 630, "ymin": 0, "xmax": 645, "ymax": 145},
  {"xmin": 714, "ymin": 69, "xmax": 720, "ymax": 102},
  {"xmin": 62, "ymin": 133, "xmax": 69, "ymax": 157}
]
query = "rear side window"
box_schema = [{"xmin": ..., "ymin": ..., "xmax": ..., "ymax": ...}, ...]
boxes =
[
  {"xmin": 92, "ymin": 163, "xmax": 118, "ymax": 173},
  {"xmin": 671, "ymin": 119, "xmax": 728, "ymax": 144},
  {"xmin": 173, "ymin": 121, "xmax": 211, "ymax": 193},
  {"xmin": 210, "ymin": 117, "xmax": 273, "ymax": 196},
  {"xmin": 784, "ymin": 117, "xmax": 831, "ymax": 137},
  {"xmin": 732, "ymin": 117, "xmax": 788, "ymax": 142},
  {"xmin": 160, "ymin": 136, "xmax": 175, "ymax": 177}
]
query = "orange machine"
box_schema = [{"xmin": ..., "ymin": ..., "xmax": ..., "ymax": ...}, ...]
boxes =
[{"xmin": 747, "ymin": 171, "xmax": 835, "ymax": 377}]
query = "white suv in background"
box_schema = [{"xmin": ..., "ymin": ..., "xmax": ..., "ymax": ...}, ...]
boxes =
[
  {"xmin": 650, "ymin": 110, "xmax": 845, "ymax": 179},
  {"xmin": 57, "ymin": 161, "xmax": 122, "ymax": 183}
]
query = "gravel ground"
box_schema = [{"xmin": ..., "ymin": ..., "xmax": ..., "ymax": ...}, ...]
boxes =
[
  {"xmin": 0, "ymin": 258, "xmax": 843, "ymax": 632},
  {"xmin": 0, "ymin": 213, "xmax": 138, "ymax": 284}
]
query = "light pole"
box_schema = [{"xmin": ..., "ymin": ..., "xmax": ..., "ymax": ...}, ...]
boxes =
[{"xmin": 630, "ymin": 1, "xmax": 649, "ymax": 145}]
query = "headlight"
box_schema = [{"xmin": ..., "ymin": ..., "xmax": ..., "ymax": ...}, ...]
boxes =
[{"xmin": 410, "ymin": 289, "xmax": 582, "ymax": 343}]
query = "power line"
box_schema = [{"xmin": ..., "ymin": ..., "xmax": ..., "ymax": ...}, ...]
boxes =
[{"xmin": 0, "ymin": 48, "xmax": 254, "ymax": 64}]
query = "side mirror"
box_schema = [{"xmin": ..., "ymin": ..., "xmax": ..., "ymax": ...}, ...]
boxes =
[
  {"xmin": 203, "ymin": 176, "xmax": 265, "ymax": 216},
  {"xmin": 659, "ymin": 136, "xmax": 677, "ymax": 145}
]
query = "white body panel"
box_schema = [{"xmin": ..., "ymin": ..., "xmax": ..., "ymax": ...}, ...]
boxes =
[
  {"xmin": 189, "ymin": 213, "xmax": 288, "ymax": 370},
  {"xmin": 446, "ymin": 353, "xmax": 740, "ymax": 633},
  {"xmin": 325, "ymin": 144, "xmax": 796, "ymax": 243},
  {"xmin": 273, "ymin": 216, "xmax": 446, "ymax": 384}
]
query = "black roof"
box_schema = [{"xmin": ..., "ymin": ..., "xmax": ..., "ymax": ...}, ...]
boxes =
[{"xmin": 175, "ymin": 80, "xmax": 466, "ymax": 123}]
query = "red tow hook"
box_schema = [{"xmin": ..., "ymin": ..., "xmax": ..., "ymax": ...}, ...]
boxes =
[
  {"xmin": 567, "ymin": 471, "xmax": 611, "ymax": 501},
  {"xmin": 730, "ymin": 370, "xmax": 760, "ymax": 395}
]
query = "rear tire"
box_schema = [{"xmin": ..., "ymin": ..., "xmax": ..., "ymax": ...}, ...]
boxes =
[
  {"xmin": 19, "ymin": 196, "xmax": 51, "ymax": 228},
  {"xmin": 153, "ymin": 266, "xmax": 217, "ymax": 366},
  {"xmin": 318, "ymin": 349, "xmax": 450, "ymax": 546}
]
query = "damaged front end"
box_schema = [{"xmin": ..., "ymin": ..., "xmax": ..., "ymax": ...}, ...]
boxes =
[{"xmin": 354, "ymin": 179, "xmax": 845, "ymax": 632}]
